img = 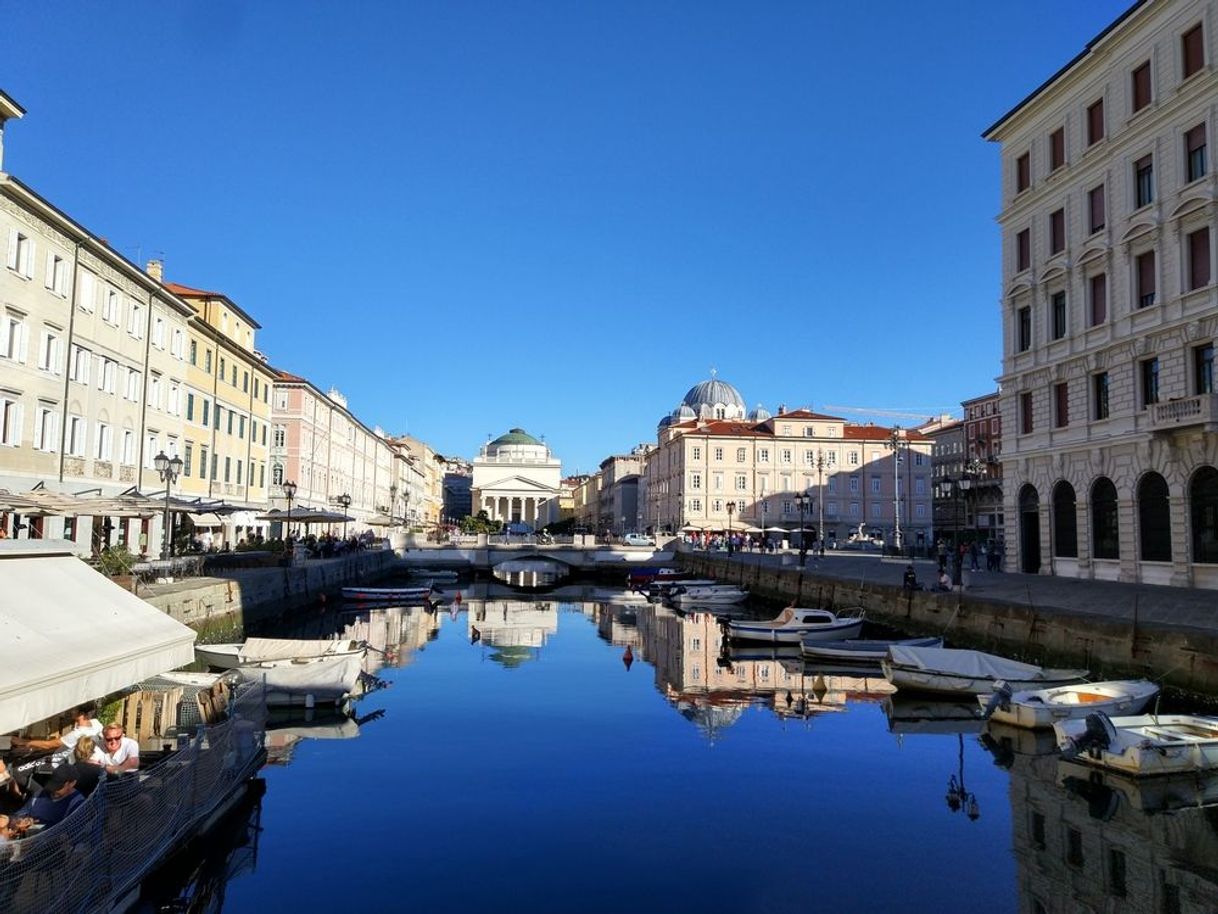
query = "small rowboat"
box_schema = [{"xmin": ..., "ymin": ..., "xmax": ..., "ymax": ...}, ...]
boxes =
[
  {"xmin": 406, "ymin": 569, "xmax": 459, "ymax": 581},
  {"xmin": 801, "ymin": 636, "xmax": 942, "ymax": 662},
  {"xmin": 234, "ymin": 652, "xmax": 366, "ymax": 706},
  {"xmin": 196, "ymin": 637, "xmax": 364, "ymax": 671},
  {"xmin": 981, "ymin": 679, "xmax": 1160, "ymax": 729},
  {"xmin": 341, "ymin": 585, "xmax": 434, "ymax": 602},
  {"xmin": 882, "ymin": 646, "xmax": 1088, "ymax": 695},
  {"xmin": 670, "ymin": 586, "xmax": 749, "ymax": 606},
  {"xmin": 723, "ymin": 607, "xmax": 864, "ymax": 644},
  {"xmin": 1055, "ymin": 713, "xmax": 1218, "ymax": 776}
]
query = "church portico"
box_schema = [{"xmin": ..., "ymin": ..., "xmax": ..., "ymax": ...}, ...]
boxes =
[{"xmin": 472, "ymin": 428, "xmax": 562, "ymax": 530}]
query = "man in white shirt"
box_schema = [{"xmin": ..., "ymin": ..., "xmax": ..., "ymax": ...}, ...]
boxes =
[
  {"xmin": 11, "ymin": 705, "xmax": 103, "ymax": 764},
  {"xmin": 98, "ymin": 725, "xmax": 139, "ymax": 775}
]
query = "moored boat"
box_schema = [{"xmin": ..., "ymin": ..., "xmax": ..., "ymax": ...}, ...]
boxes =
[
  {"xmin": 801, "ymin": 635, "xmax": 942, "ymax": 662},
  {"xmin": 980, "ymin": 679, "xmax": 1160, "ymax": 729},
  {"xmin": 881, "ymin": 646, "xmax": 1088, "ymax": 695},
  {"xmin": 670, "ymin": 585, "xmax": 749, "ymax": 606},
  {"xmin": 233, "ymin": 652, "xmax": 366, "ymax": 705},
  {"xmin": 1054, "ymin": 712, "xmax": 1218, "ymax": 776},
  {"xmin": 196, "ymin": 637, "xmax": 365, "ymax": 671},
  {"xmin": 723, "ymin": 607, "xmax": 865, "ymax": 644},
  {"xmin": 341, "ymin": 584, "xmax": 434, "ymax": 601},
  {"xmin": 406, "ymin": 568, "xmax": 459, "ymax": 581}
]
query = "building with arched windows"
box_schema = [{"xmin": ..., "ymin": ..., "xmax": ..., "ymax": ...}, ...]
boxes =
[{"xmin": 985, "ymin": 0, "xmax": 1218, "ymax": 587}]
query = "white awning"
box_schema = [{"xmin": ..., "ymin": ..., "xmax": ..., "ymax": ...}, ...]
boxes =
[{"xmin": 0, "ymin": 540, "xmax": 197, "ymax": 734}]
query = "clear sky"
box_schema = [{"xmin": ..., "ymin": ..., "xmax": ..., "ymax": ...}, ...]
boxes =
[{"xmin": 3, "ymin": 0, "xmax": 1132, "ymax": 473}]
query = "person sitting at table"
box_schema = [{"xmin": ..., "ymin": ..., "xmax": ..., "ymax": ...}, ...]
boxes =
[
  {"xmin": 69, "ymin": 736, "xmax": 105, "ymax": 797},
  {"xmin": 10, "ymin": 763, "xmax": 85, "ymax": 833},
  {"xmin": 10, "ymin": 705, "xmax": 103, "ymax": 764},
  {"xmin": 936, "ymin": 569, "xmax": 952, "ymax": 592},
  {"xmin": 97, "ymin": 725, "xmax": 139, "ymax": 775}
]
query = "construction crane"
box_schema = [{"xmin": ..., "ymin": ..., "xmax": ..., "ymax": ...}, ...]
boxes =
[{"xmin": 821, "ymin": 404, "xmax": 957, "ymax": 424}]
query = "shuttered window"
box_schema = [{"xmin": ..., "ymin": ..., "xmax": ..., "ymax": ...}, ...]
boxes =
[
  {"xmin": 1017, "ymin": 229, "xmax": 1030, "ymax": 271},
  {"xmin": 1020, "ymin": 392, "xmax": 1034, "ymax": 434},
  {"xmin": 1137, "ymin": 251, "xmax": 1157, "ymax": 308},
  {"xmin": 1087, "ymin": 99, "xmax": 1104, "ymax": 145},
  {"xmin": 1183, "ymin": 24, "xmax": 1205, "ymax": 79},
  {"xmin": 1089, "ymin": 272, "xmax": 1107, "ymax": 326},
  {"xmin": 1054, "ymin": 383, "xmax": 1069, "ymax": 428},
  {"xmin": 1049, "ymin": 128, "xmax": 1065, "ymax": 170},
  {"xmin": 1088, "ymin": 185, "xmax": 1105, "ymax": 233},
  {"xmin": 1189, "ymin": 227, "xmax": 1211, "ymax": 290},
  {"xmin": 1049, "ymin": 209, "xmax": 1065, "ymax": 254},
  {"xmin": 1016, "ymin": 152, "xmax": 1030, "ymax": 192},
  {"xmin": 1132, "ymin": 61, "xmax": 1152, "ymax": 112}
]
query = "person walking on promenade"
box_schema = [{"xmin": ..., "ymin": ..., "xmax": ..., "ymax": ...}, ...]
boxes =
[{"xmin": 937, "ymin": 539, "xmax": 947, "ymax": 573}]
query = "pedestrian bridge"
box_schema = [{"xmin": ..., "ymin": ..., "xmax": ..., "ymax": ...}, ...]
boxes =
[{"xmin": 400, "ymin": 542, "xmax": 678, "ymax": 573}]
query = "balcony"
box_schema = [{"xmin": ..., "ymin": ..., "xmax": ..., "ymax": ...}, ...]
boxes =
[{"xmin": 1149, "ymin": 393, "xmax": 1218, "ymax": 434}]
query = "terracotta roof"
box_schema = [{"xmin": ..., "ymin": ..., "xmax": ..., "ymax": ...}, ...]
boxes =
[
  {"xmin": 272, "ymin": 367, "xmax": 309, "ymax": 384},
  {"xmin": 163, "ymin": 281, "xmax": 225, "ymax": 298},
  {"xmin": 773, "ymin": 409, "xmax": 844, "ymax": 421},
  {"xmin": 842, "ymin": 425, "xmax": 929, "ymax": 442}
]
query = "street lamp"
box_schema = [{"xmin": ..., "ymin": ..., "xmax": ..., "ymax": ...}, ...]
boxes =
[
  {"xmin": 153, "ymin": 450, "xmax": 184, "ymax": 560},
  {"xmin": 389, "ymin": 483, "xmax": 398, "ymax": 526},
  {"xmin": 282, "ymin": 480, "xmax": 297, "ymax": 543},
  {"xmin": 795, "ymin": 491, "xmax": 810, "ymax": 567},
  {"xmin": 336, "ymin": 493, "xmax": 352, "ymax": 541},
  {"xmin": 885, "ymin": 427, "xmax": 906, "ymax": 553},
  {"xmin": 815, "ymin": 449, "xmax": 826, "ymax": 557},
  {"xmin": 726, "ymin": 501, "xmax": 735, "ymax": 555}
]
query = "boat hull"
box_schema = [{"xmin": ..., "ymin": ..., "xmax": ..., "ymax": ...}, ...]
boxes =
[
  {"xmin": 882, "ymin": 662, "xmax": 1088, "ymax": 696},
  {"xmin": 983, "ymin": 680, "xmax": 1160, "ymax": 729},
  {"xmin": 1054, "ymin": 714, "xmax": 1218, "ymax": 776},
  {"xmin": 234, "ymin": 654, "xmax": 364, "ymax": 705},
  {"xmin": 341, "ymin": 586, "xmax": 433, "ymax": 601},
  {"xmin": 802, "ymin": 636, "xmax": 942, "ymax": 661},
  {"xmin": 730, "ymin": 617, "xmax": 864, "ymax": 644}
]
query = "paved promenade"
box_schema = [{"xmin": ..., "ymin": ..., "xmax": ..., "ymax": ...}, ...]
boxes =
[{"xmin": 712, "ymin": 549, "xmax": 1218, "ymax": 635}]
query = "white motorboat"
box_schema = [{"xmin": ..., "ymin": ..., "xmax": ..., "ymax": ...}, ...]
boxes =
[
  {"xmin": 801, "ymin": 635, "xmax": 942, "ymax": 662},
  {"xmin": 980, "ymin": 679, "xmax": 1160, "ymax": 729},
  {"xmin": 233, "ymin": 652, "xmax": 366, "ymax": 705},
  {"xmin": 723, "ymin": 607, "xmax": 864, "ymax": 644},
  {"xmin": 341, "ymin": 585, "xmax": 434, "ymax": 601},
  {"xmin": 195, "ymin": 637, "xmax": 365, "ymax": 671},
  {"xmin": 1055, "ymin": 713, "xmax": 1218, "ymax": 776},
  {"xmin": 670, "ymin": 585, "xmax": 749, "ymax": 607},
  {"xmin": 406, "ymin": 568, "xmax": 459, "ymax": 582},
  {"xmin": 881, "ymin": 646, "xmax": 1088, "ymax": 695}
]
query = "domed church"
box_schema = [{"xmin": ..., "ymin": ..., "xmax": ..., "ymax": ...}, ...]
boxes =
[{"xmin": 471, "ymin": 428, "xmax": 562, "ymax": 529}]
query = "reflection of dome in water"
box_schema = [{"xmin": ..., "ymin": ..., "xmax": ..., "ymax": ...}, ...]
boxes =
[
  {"xmin": 676, "ymin": 700, "xmax": 745, "ymax": 742},
  {"xmin": 488, "ymin": 645, "xmax": 536, "ymax": 669}
]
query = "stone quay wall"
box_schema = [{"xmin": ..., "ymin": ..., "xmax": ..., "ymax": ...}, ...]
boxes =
[
  {"xmin": 680, "ymin": 554, "xmax": 1218, "ymax": 696},
  {"xmin": 141, "ymin": 550, "xmax": 397, "ymax": 631}
]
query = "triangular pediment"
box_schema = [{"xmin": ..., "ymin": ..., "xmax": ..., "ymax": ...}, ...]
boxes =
[{"xmin": 477, "ymin": 474, "xmax": 559, "ymax": 494}]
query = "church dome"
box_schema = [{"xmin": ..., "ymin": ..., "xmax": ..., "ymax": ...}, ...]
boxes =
[
  {"xmin": 484, "ymin": 427, "xmax": 549, "ymax": 461},
  {"xmin": 681, "ymin": 375, "xmax": 746, "ymax": 420},
  {"xmin": 748, "ymin": 404, "xmax": 772, "ymax": 422},
  {"xmin": 489, "ymin": 428, "xmax": 542, "ymax": 448}
]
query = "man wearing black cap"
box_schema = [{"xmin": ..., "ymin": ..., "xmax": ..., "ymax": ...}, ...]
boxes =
[{"xmin": 10, "ymin": 764, "xmax": 85, "ymax": 833}]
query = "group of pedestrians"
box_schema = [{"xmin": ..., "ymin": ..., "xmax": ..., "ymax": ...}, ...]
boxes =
[{"xmin": 936, "ymin": 538, "xmax": 1005, "ymax": 576}]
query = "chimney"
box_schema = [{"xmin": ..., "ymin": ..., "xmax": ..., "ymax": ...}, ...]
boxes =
[
  {"xmin": 777, "ymin": 403, "xmax": 786, "ymax": 415},
  {"xmin": 146, "ymin": 259, "xmax": 164, "ymax": 282}
]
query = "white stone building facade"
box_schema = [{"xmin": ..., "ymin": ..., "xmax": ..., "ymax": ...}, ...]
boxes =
[
  {"xmin": 985, "ymin": 0, "xmax": 1218, "ymax": 586},
  {"xmin": 471, "ymin": 428, "xmax": 562, "ymax": 529}
]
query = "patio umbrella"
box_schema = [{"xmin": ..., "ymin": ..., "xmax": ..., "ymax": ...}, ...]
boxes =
[
  {"xmin": 763, "ymin": 526, "xmax": 789, "ymax": 533},
  {"xmin": 737, "ymin": 524, "xmax": 763, "ymax": 534}
]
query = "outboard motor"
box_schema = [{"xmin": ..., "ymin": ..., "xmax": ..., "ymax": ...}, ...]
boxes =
[
  {"xmin": 1065, "ymin": 711, "xmax": 1117, "ymax": 758},
  {"xmin": 982, "ymin": 680, "xmax": 1013, "ymax": 719}
]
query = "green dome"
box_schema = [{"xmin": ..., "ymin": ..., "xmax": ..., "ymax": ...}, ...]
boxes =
[{"xmin": 489, "ymin": 428, "xmax": 542, "ymax": 447}]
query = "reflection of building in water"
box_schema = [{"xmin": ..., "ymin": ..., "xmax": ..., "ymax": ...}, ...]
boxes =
[
  {"xmin": 589, "ymin": 603, "xmax": 642, "ymax": 648},
  {"xmin": 491, "ymin": 558, "xmax": 568, "ymax": 589},
  {"xmin": 466, "ymin": 599, "xmax": 558, "ymax": 667},
  {"xmin": 336, "ymin": 606, "xmax": 435, "ymax": 671},
  {"xmin": 635, "ymin": 606, "xmax": 893, "ymax": 736},
  {"xmin": 998, "ymin": 729, "xmax": 1218, "ymax": 913}
]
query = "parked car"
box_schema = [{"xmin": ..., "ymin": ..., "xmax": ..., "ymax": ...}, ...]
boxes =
[{"xmin": 623, "ymin": 533, "xmax": 655, "ymax": 547}]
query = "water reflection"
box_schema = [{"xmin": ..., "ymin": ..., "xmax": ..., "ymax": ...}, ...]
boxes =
[
  {"xmin": 490, "ymin": 558, "xmax": 569, "ymax": 588},
  {"xmin": 464, "ymin": 598, "xmax": 557, "ymax": 667}
]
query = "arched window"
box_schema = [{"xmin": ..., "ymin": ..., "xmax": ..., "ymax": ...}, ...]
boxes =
[
  {"xmin": 1052, "ymin": 481, "xmax": 1078, "ymax": 557},
  {"xmin": 1138, "ymin": 472, "xmax": 1172, "ymax": 562},
  {"xmin": 271, "ymin": 463, "xmax": 284, "ymax": 487},
  {"xmin": 1191, "ymin": 466, "xmax": 1218, "ymax": 564},
  {"xmin": 1019, "ymin": 484, "xmax": 1041, "ymax": 574},
  {"xmin": 1091, "ymin": 477, "xmax": 1119, "ymax": 559}
]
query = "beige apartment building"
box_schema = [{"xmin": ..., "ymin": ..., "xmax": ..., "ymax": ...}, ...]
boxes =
[
  {"xmin": 389, "ymin": 433, "xmax": 444, "ymax": 530},
  {"xmin": 644, "ymin": 378, "xmax": 933, "ymax": 548},
  {"xmin": 985, "ymin": 0, "xmax": 1218, "ymax": 586},
  {"xmin": 0, "ymin": 90, "xmax": 200, "ymax": 554}
]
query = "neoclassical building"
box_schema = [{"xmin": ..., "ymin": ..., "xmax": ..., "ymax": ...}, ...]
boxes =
[
  {"xmin": 643, "ymin": 376, "xmax": 934, "ymax": 547},
  {"xmin": 471, "ymin": 428, "xmax": 562, "ymax": 529},
  {"xmin": 985, "ymin": 0, "xmax": 1218, "ymax": 587}
]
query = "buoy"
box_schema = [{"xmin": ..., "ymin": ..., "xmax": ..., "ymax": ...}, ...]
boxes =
[
  {"xmin": 622, "ymin": 645, "xmax": 634, "ymax": 671},
  {"xmin": 454, "ymin": 591, "xmax": 462, "ymax": 605}
]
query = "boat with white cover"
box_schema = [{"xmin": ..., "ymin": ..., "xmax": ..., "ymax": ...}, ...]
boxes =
[
  {"xmin": 723, "ymin": 607, "xmax": 865, "ymax": 644},
  {"xmin": 196, "ymin": 637, "xmax": 365, "ymax": 671},
  {"xmin": 881, "ymin": 646, "xmax": 1088, "ymax": 695},
  {"xmin": 1054, "ymin": 713, "xmax": 1218, "ymax": 776},
  {"xmin": 341, "ymin": 584, "xmax": 434, "ymax": 601},
  {"xmin": 670, "ymin": 585, "xmax": 749, "ymax": 606},
  {"xmin": 406, "ymin": 568, "xmax": 459, "ymax": 581},
  {"xmin": 980, "ymin": 679, "xmax": 1159, "ymax": 729},
  {"xmin": 801, "ymin": 635, "xmax": 941, "ymax": 662},
  {"xmin": 233, "ymin": 652, "xmax": 366, "ymax": 705}
]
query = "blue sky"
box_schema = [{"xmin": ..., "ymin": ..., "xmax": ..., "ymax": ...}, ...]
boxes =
[{"xmin": 3, "ymin": 1, "xmax": 1131, "ymax": 473}]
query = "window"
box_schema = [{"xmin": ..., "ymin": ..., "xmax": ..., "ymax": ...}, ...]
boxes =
[
  {"xmin": 189, "ymin": 339, "xmax": 197, "ymax": 365},
  {"xmin": 231, "ymin": 364, "xmax": 237, "ymax": 385},
  {"xmin": 1088, "ymin": 184, "xmax": 1105, "ymax": 233},
  {"xmin": 1141, "ymin": 357, "xmax": 1160, "ymax": 407},
  {"xmin": 1138, "ymin": 472, "xmax": 1172, "ymax": 562},
  {"xmin": 1131, "ymin": 61, "xmax": 1151, "ymax": 112},
  {"xmin": 1049, "ymin": 127, "xmax": 1065, "ymax": 170},
  {"xmin": 219, "ymin": 356, "xmax": 226, "ymax": 380},
  {"xmin": 1087, "ymin": 98, "xmax": 1104, "ymax": 145},
  {"xmin": 94, "ymin": 422, "xmax": 112, "ymax": 461},
  {"xmin": 149, "ymin": 374, "xmax": 162, "ymax": 410},
  {"xmin": 38, "ymin": 328, "xmax": 62, "ymax": 373},
  {"xmin": 68, "ymin": 345, "xmax": 90, "ymax": 383},
  {"xmin": 236, "ymin": 460, "xmax": 243, "ymax": 485},
  {"xmin": 1017, "ymin": 306, "xmax": 1032, "ymax": 352},
  {"xmin": 1183, "ymin": 23, "xmax": 1205, "ymax": 79},
  {"xmin": 1051, "ymin": 291, "xmax": 1067, "ymax": 339},
  {"xmin": 691, "ymin": 473, "xmax": 702, "ymax": 490},
  {"xmin": 870, "ymin": 475, "xmax": 881, "ymax": 494},
  {"xmin": 1189, "ymin": 227, "xmax": 1211, "ymax": 290},
  {"xmin": 1054, "ymin": 382, "xmax": 1069, "ymax": 427},
  {"xmin": 6, "ymin": 230, "xmax": 34, "ymax": 278},
  {"xmin": 735, "ymin": 474, "xmax": 747, "ymax": 491},
  {"xmin": 242, "ymin": 371, "xmax": 249, "ymax": 393},
  {"xmin": 1016, "ymin": 228, "xmax": 1030, "ymax": 271},
  {"xmin": 1096, "ymin": 370, "xmax": 1115, "ymax": 421},
  {"xmin": 1136, "ymin": 250, "xmax": 1156, "ymax": 308},
  {"xmin": 1192, "ymin": 467, "xmax": 1218, "ymax": 564},
  {"xmin": 210, "ymin": 452, "xmax": 218, "ymax": 479},
  {"xmin": 1066, "ymin": 827, "xmax": 1084, "ymax": 867},
  {"xmin": 848, "ymin": 451, "xmax": 859, "ymax": 466},
  {"xmin": 32, "ymin": 403, "xmax": 57, "ymax": 451},
  {"xmin": 201, "ymin": 399, "xmax": 210, "ymax": 427},
  {"xmin": 200, "ymin": 446, "xmax": 209, "ymax": 480},
  {"xmin": 186, "ymin": 392, "xmax": 195, "ymax": 422},
  {"xmin": 712, "ymin": 473, "xmax": 723, "ymax": 491},
  {"xmin": 128, "ymin": 302, "xmax": 143, "ymax": 338},
  {"xmin": 1107, "ymin": 848, "xmax": 1127, "ymax": 899},
  {"xmin": 76, "ymin": 270, "xmax": 95, "ymax": 311},
  {"xmin": 1016, "ymin": 152, "xmax": 1030, "ymax": 192},
  {"xmin": 691, "ymin": 446, "xmax": 701, "ymax": 461},
  {"xmin": 224, "ymin": 457, "xmax": 231, "ymax": 483},
  {"xmin": 0, "ymin": 394, "xmax": 22, "ymax": 447},
  {"xmin": 1195, "ymin": 343, "xmax": 1214, "ymax": 394},
  {"xmin": 713, "ymin": 447, "xmax": 723, "ymax": 461},
  {"xmin": 1020, "ymin": 391, "xmax": 1033, "ymax": 434},
  {"xmin": 1186, "ymin": 123, "xmax": 1208, "ymax": 181},
  {"xmin": 781, "ymin": 449, "xmax": 792, "ymax": 464},
  {"xmin": 1090, "ymin": 272, "xmax": 1107, "ymax": 326},
  {"xmin": 167, "ymin": 383, "xmax": 180, "ymax": 416},
  {"xmin": 152, "ymin": 317, "xmax": 165, "ymax": 349},
  {"xmin": 849, "ymin": 476, "xmax": 859, "ymax": 494},
  {"xmin": 238, "ymin": 416, "xmax": 246, "ymax": 439},
  {"xmin": 100, "ymin": 359, "xmax": 116, "ymax": 394},
  {"xmin": 204, "ymin": 349, "xmax": 212, "ymax": 373},
  {"xmin": 1093, "ymin": 477, "xmax": 1119, "ymax": 559},
  {"xmin": 1049, "ymin": 208, "xmax": 1065, "ymax": 254},
  {"xmin": 272, "ymin": 425, "xmax": 285, "ymax": 448},
  {"xmin": 67, "ymin": 414, "xmax": 86, "ymax": 456},
  {"xmin": 736, "ymin": 447, "xmax": 746, "ymax": 462},
  {"xmin": 226, "ymin": 410, "xmax": 234, "ymax": 435},
  {"xmin": 45, "ymin": 253, "xmax": 67, "ymax": 296},
  {"xmin": 1134, "ymin": 155, "xmax": 1154, "ymax": 207},
  {"xmin": 102, "ymin": 288, "xmax": 119, "ymax": 324},
  {"xmin": 171, "ymin": 329, "xmax": 184, "ymax": 359}
]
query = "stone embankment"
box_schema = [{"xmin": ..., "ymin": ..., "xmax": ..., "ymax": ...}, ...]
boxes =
[
  {"xmin": 139, "ymin": 550, "xmax": 397, "ymax": 632},
  {"xmin": 680, "ymin": 551, "xmax": 1218, "ymax": 696}
]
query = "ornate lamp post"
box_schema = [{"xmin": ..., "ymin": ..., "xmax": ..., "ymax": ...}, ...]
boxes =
[
  {"xmin": 815, "ymin": 449, "xmax": 826, "ymax": 556},
  {"xmin": 283, "ymin": 480, "xmax": 297, "ymax": 542},
  {"xmin": 885, "ymin": 426, "xmax": 906, "ymax": 552},
  {"xmin": 795, "ymin": 491, "xmax": 809, "ymax": 567},
  {"xmin": 726, "ymin": 501, "xmax": 735, "ymax": 555},
  {"xmin": 336, "ymin": 493, "xmax": 352, "ymax": 541},
  {"xmin": 389, "ymin": 483, "xmax": 398, "ymax": 526},
  {"xmin": 153, "ymin": 450, "xmax": 184, "ymax": 560}
]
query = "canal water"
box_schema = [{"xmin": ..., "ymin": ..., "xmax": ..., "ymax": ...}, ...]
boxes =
[{"xmin": 148, "ymin": 589, "xmax": 1218, "ymax": 913}]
